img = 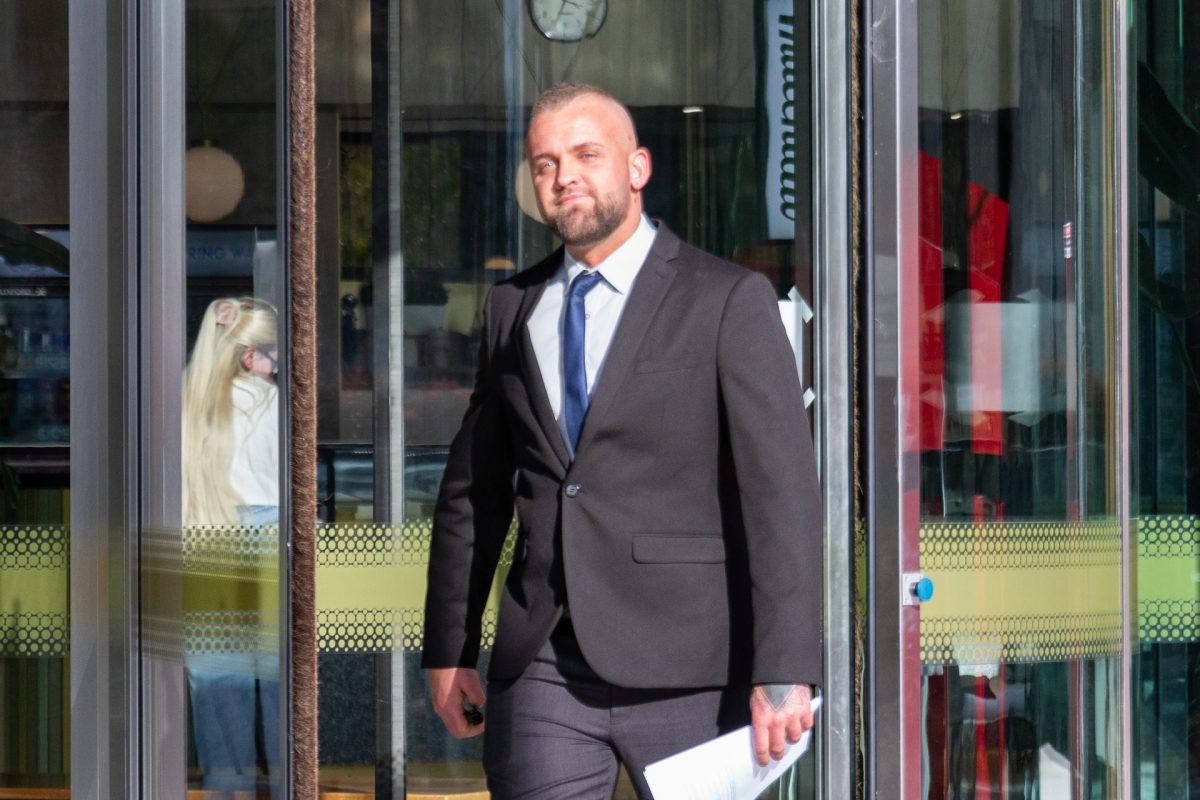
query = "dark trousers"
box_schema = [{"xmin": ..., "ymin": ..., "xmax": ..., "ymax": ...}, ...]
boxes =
[{"xmin": 483, "ymin": 619, "xmax": 750, "ymax": 800}]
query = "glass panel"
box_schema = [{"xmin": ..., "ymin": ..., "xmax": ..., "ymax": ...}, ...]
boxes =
[
  {"xmin": 181, "ymin": 1, "xmax": 283, "ymax": 795},
  {"xmin": 0, "ymin": 3, "xmax": 71, "ymax": 795},
  {"xmin": 1132, "ymin": 1, "xmax": 1200, "ymax": 796},
  {"xmin": 910, "ymin": 0, "xmax": 1122, "ymax": 795},
  {"xmin": 313, "ymin": 1, "xmax": 815, "ymax": 796}
]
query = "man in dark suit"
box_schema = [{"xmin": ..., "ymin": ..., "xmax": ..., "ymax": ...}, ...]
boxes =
[{"xmin": 422, "ymin": 82, "xmax": 822, "ymax": 799}]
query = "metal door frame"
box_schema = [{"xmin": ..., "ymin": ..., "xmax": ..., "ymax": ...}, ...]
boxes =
[
  {"xmin": 812, "ymin": 0, "xmax": 856, "ymax": 797},
  {"xmin": 69, "ymin": 0, "xmax": 190, "ymax": 793},
  {"xmin": 69, "ymin": 0, "xmax": 293, "ymax": 795}
]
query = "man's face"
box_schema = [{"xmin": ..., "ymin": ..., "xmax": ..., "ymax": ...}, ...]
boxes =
[{"xmin": 526, "ymin": 95, "xmax": 650, "ymax": 254}]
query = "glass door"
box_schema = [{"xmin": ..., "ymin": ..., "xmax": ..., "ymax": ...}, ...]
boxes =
[
  {"xmin": 180, "ymin": 0, "xmax": 286, "ymax": 796},
  {"xmin": 1131, "ymin": 0, "xmax": 1200, "ymax": 795},
  {"xmin": 870, "ymin": 0, "xmax": 1129, "ymax": 795},
  {"xmin": 310, "ymin": 1, "xmax": 819, "ymax": 796},
  {"xmin": 0, "ymin": 6, "xmax": 71, "ymax": 795}
]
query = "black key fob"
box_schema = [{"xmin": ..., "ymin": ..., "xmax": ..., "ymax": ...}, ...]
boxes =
[{"xmin": 464, "ymin": 701, "xmax": 484, "ymax": 726}]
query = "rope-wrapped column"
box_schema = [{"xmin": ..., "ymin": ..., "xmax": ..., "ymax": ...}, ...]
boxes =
[{"xmin": 288, "ymin": 0, "xmax": 318, "ymax": 795}]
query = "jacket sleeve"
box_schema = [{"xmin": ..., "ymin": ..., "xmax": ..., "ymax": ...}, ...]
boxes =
[
  {"xmin": 716, "ymin": 271, "xmax": 824, "ymax": 687},
  {"xmin": 421, "ymin": 288, "xmax": 516, "ymax": 668}
]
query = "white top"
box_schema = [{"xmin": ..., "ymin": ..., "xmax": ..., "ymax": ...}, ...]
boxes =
[
  {"xmin": 229, "ymin": 375, "xmax": 279, "ymax": 507},
  {"xmin": 527, "ymin": 215, "xmax": 658, "ymax": 455}
]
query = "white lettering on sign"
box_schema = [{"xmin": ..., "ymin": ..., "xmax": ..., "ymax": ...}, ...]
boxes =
[{"xmin": 765, "ymin": 3, "xmax": 798, "ymax": 240}]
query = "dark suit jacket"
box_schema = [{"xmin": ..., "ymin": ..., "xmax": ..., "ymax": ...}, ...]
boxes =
[{"xmin": 421, "ymin": 225, "xmax": 823, "ymax": 690}]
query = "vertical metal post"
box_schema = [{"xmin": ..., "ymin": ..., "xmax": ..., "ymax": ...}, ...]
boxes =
[
  {"xmin": 282, "ymin": 113, "xmax": 299, "ymax": 800},
  {"xmin": 503, "ymin": 0, "xmax": 526, "ymax": 268},
  {"xmin": 386, "ymin": 0, "xmax": 407, "ymax": 788},
  {"xmin": 371, "ymin": 0, "xmax": 407, "ymax": 795},
  {"xmin": 812, "ymin": 0, "xmax": 855, "ymax": 796},
  {"xmin": 69, "ymin": 0, "xmax": 138, "ymax": 795},
  {"xmin": 139, "ymin": 0, "xmax": 188, "ymax": 795},
  {"xmin": 372, "ymin": 0, "xmax": 393, "ymax": 524},
  {"xmin": 865, "ymin": 0, "xmax": 920, "ymax": 795},
  {"xmin": 384, "ymin": 0, "xmax": 405, "ymax": 530},
  {"xmin": 279, "ymin": 0, "xmax": 297, "ymax": 796},
  {"xmin": 1112, "ymin": 0, "xmax": 1134, "ymax": 796}
]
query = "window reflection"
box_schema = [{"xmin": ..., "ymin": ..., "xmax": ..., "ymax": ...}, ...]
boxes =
[
  {"xmin": 0, "ymin": 2, "xmax": 70, "ymax": 793},
  {"xmin": 182, "ymin": 0, "xmax": 282, "ymax": 795},
  {"xmin": 1134, "ymin": 0, "xmax": 1200, "ymax": 795},
  {"xmin": 183, "ymin": 297, "xmax": 279, "ymax": 527},
  {"xmin": 913, "ymin": 0, "xmax": 1120, "ymax": 796}
]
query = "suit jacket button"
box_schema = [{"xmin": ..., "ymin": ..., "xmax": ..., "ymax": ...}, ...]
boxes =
[{"xmin": 564, "ymin": 483, "xmax": 581, "ymax": 497}]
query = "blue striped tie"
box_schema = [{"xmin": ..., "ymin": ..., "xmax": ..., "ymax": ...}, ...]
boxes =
[{"xmin": 563, "ymin": 270, "xmax": 604, "ymax": 452}]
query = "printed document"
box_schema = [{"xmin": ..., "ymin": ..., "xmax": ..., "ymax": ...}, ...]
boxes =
[{"xmin": 643, "ymin": 697, "xmax": 822, "ymax": 800}]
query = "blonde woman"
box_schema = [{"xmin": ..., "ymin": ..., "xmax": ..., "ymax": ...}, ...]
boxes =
[
  {"xmin": 183, "ymin": 296, "xmax": 279, "ymax": 526},
  {"xmin": 183, "ymin": 296, "xmax": 280, "ymax": 795}
]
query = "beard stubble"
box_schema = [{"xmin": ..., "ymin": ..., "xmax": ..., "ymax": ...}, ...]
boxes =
[{"xmin": 547, "ymin": 190, "xmax": 628, "ymax": 248}]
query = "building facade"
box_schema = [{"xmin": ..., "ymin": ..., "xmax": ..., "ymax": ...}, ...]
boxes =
[{"xmin": 0, "ymin": 0, "xmax": 1196, "ymax": 797}]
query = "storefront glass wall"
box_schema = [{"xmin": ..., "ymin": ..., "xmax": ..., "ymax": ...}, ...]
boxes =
[
  {"xmin": 0, "ymin": 3, "xmax": 71, "ymax": 794},
  {"xmin": 29, "ymin": 0, "xmax": 1196, "ymax": 795},
  {"xmin": 1132, "ymin": 0, "xmax": 1200, "ymax": 795},
  {"xmin": 309, "ymin": 1, "xmax": 817, "ymax": 796}
]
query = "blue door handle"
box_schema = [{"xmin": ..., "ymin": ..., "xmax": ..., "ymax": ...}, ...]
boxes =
[{"xmin": 903, "ymin": 572, "xmax": 934, "ymax": 605}]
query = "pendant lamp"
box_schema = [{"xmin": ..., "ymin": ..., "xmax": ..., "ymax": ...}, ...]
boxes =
[{"xmin": 186, "ymin": 140, "xmax": 245, "ymax": 223}]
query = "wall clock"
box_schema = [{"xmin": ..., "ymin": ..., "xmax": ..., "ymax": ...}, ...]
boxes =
[{"xmin": 528, "ymin": 0, "xmax": 607, "ymax": 42}]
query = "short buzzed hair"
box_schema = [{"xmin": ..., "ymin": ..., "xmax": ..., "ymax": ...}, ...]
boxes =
[
  {"xmin": 531, "ymin": 82, "xmax": 616, "ymax": 117},
  {"xmin": 530, "ymin": 82, "xmax": 639, "ymax": 144}
]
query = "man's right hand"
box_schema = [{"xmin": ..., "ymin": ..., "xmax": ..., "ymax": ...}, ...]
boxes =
[{"xmin": 427, "ymin": 667, "xmax": 487, "ymax": 739}]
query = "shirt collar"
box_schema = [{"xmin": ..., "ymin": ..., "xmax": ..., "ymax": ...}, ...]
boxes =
[{"xmin": 562, "ymin": 214, "xmax": 658, "ymax": 294}]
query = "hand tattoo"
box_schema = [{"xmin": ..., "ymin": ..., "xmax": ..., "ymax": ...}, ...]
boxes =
[
  {"xmin": 751, "ymin": 683, "xmax": 812, "ymax": 712},
  {"xmin": 761, "ymin": 683, "xmax": 798, "ymax": 710}
]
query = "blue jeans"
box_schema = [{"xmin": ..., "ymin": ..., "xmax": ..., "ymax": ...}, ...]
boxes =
[
  {"xmin": 188, "ymin": 664, "xmax": 281, "ymax": 796},
  {"xmin": 238, "ymin": 504, "xmax": 279, "ymax": 526},
  {"xmin": 190, "ymin": 504, "xmax": 282, "ymax": 795}
]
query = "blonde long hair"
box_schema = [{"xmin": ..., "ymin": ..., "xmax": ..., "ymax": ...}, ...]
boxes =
[{"xmin": 183, "ymin": 297, "xmax": 278, "ymax": 526}]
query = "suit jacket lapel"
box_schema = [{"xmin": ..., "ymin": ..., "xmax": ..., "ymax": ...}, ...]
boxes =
[
  {"xmin": 513, "ymin": 252, "xmax": 572, "ymax": 473},
  {"xmin": 574, "ymin": 228, "xmax": 680, "ymax": 456}
]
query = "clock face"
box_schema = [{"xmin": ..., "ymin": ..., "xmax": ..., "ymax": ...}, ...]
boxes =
[{"xmin": 527, "ymin": 0, "xmax": 608, "ymax": 42}]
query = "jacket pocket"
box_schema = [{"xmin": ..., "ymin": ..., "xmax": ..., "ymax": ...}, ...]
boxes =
[{"xmin": 632, "ymin": 534, "xmax": 726, "ymax": 564}]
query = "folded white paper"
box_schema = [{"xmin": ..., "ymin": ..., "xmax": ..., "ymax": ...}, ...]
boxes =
[{"xmin": 643, "ymin": 697, "xmax": 822, "ymax": 800}]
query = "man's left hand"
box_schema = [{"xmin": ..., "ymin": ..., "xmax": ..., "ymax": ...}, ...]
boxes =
[{"xmin": 750, "ymin": 683, "xmax": 814, "ymax": 766}]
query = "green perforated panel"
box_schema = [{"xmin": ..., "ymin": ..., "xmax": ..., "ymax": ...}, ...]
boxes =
[
  {"xmin": 1137, "ymin": 515, "xmax": 1200, "ymax": 644},
  {"xmin": 919, "ymin": 520, "xmax": 1124, "ymax": 666},
  {"xmin": 313, "ymin": 520, "xmax": 516, "ymax": 654},
  {"xmin": 0, "ymin": 525, "xmax": 69, "ymax": 657}
]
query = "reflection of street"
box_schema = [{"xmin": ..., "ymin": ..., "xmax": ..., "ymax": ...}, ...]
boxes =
[
  {"xmin": 317, "ymin": 444, "xmax": 450, "ymax": 522},
  {"xmin": 925, "ymin": 661, "xmax": 1123, "ymax": 799},
  {"xmin": 954, "ymin": 672, "xmax": 1028, "ymax": 724},
  {"xmin": 404, "ymin": 386, "xmax": 473, "ymax": 447}
]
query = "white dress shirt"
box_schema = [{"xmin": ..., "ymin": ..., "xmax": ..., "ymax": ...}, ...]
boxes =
[{"xmin": 527, "ymin": 215, "xmax": 658, "ymax": 455}]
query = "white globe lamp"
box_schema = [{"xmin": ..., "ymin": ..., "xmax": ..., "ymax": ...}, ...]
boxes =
[{"xmin": 186, "ymin": 141, "xmax": 246, "ymax": 222}]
